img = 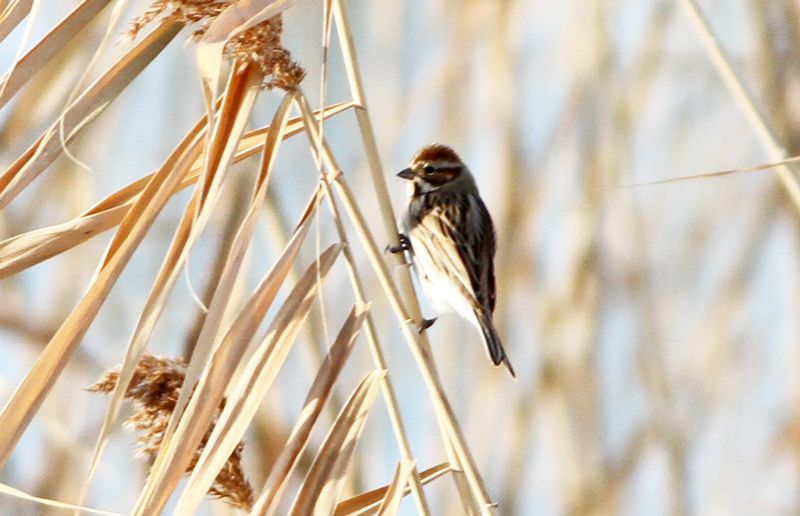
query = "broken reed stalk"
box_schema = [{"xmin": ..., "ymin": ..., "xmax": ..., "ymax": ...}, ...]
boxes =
[
  {"xmin": 678, "ymin": 0, "xmax": 800, "ymax": 211},
  {"xmin": 294, "ymin": 90, "xmax": 494, "ymax": 513}
]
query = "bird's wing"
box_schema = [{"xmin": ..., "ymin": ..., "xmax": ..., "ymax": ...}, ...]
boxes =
[
  {"xmin": 461, "ymin": 195, "xmax": 497, "ymax": 313},
  {"xmin": 409, "ymin": 193, "xmax": 497, "ymax": 314}
]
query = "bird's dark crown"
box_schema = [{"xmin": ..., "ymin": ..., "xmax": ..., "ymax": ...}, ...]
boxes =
[{"xmin": 411, "ymin": 144, "xmax": 464, "ymax": 168}]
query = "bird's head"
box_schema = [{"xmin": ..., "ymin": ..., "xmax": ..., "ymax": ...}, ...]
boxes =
[{"xmin": 397, "ymin": 144, "xmax": 476, "ymax": 194}]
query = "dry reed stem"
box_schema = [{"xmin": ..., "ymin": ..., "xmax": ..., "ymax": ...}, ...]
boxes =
[
  {"xmin": 0, "ymin": 20, "xmax": 184, "ymax": 211},
  {"xmin": 0, "ymin": 0, "xmax": 112, "ymax": 110},
  {"xmin": 330, "ymin": 1, "xmax": 481, "ymax": 510},
  {"xmin": 88, "ymin": 354, "xmax": 254, "ymax": 510},
  {"xmin": 293, "ymin": 90, "xmax": 493, "ymax": 513},
  {"xmin": 299, "ymin": 92, "xmax": 431, "ymax": 512},
  {"xmin": 679, "ymin": 0, "xmax": 800, "ymax": 211},
  {"xmin": 315, "ymin": 173, "xmax": 433, "ymax": 514}
]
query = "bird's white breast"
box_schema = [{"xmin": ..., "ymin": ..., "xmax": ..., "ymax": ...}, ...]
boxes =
[{"xmin": 408, "ymin": 233, "xmax": 482, "ymax": 331}]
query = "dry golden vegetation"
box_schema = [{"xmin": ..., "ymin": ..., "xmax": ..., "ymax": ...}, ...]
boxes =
[{"xmin": 1, "ymin": 0, "xmax": 800, "ymax": 515}]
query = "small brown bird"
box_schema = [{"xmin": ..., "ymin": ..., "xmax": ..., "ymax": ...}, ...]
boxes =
[{"xmin": 389, "ymin": 144, "xmax": 515, "ymax": 377}]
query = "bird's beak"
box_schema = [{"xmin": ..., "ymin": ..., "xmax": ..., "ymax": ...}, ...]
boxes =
[{"xmin": 397, "ymin": 168, "xmax": 416, "ymax": 180}]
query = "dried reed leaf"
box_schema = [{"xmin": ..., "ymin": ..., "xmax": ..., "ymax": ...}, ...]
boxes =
[
  {"xmin": 252, "ymin": 304, "xmax": 370, "ymax": 515},
  {"xmin": 333, "ymin": 463, "xmax": 451, "ymax": 516},
  {"xmin": 0, "ymin": 0, "xmax": 32, "ymax": 44},
  {"xmin": 376, "ymin": 460, "xmax": 415, "ymax": 516},
  {"xmin": 130, "ymin": 213, "xmax": 333, "ymax": 515},
  {"xmin": 172, "ymin": 243, "xmax": 345, "ymax": 513},
  {"xmin": 0, "ymin": 206, "xmax": 128, "ymax": 278},
  {"xmin": 187, "ymin": 90, "xmax": 295, "ymax": 377},
  {"xmin": 109, "ymin": 63, "xmax": 261, "ymax": 463},
  {"xmin": 0, "ymin": 104, "xmax": 212, "ymax": 279},
  {"xmin": 0, "ymin": 101, "xmax": 354, "ymax": 279},
  {"xmin": 76, "ymin": 94, "xmax": 215, "ymax": 502},
  {"xmin": 0, "ymin": 19, "xmax": 183, "ymax": 211},
  {"xmin": 0, "ymin": 482, "xmax": 123, "ymax": 516},
  {"xmin": 0, "ymin": 0, "xmax": 112, "ymax": 109},
  {"xmin": 124, "ymin": 93, "xmax": 294, "ymax": 507},
  {"xmin": 288, "ymin": 370, "xmax": 386, "ymax": 515},
  {"xmin": 123, "ymin": 64, "xmax": 263, "ymax": 514},
  {"xmin": 130, "ymin": 188, "xmax": 318, "ymax": 513},
  {"xmin": 0, "ymin": 98, "xmax": 206, "ymax": 468}
]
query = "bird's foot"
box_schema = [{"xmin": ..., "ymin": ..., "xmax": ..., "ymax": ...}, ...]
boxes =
[{"xmin": 386, "ymin": 234, "xmax": 411, "ymax": 254}]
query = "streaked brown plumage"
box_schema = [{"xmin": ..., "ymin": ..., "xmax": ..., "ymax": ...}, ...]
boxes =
[{"xmin": 392, "ymin": 144, "xmax": 515, "ymax": 377}]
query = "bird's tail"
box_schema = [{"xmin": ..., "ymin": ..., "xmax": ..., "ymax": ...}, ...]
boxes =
[{"xmin": 476, "ymin": 311, "xmax": 515, "ymax": 378}]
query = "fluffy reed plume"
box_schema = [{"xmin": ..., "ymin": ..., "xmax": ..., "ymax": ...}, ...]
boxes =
[
  {"xmin": 88, "ymin": 354, "xmax": 254, "ymax": 510},
  {"xmin": 128, "ymin": 0, "xmax": 305, "ymax": 89}
]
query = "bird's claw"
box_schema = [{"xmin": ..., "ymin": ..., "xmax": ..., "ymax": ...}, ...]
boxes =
[
  {"xmin": 386, "ymin": 234, "xmax": 411, "ymax": 254},
  {"xmin": 418, "ymin": 317, "xmax": 437, "ymax": 334}
]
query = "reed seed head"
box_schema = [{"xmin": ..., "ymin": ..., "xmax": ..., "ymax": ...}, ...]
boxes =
[
  {"xmin": 88, "ymin": 353, "xmax": 254, "ymax": 511},
  {"xmin": 128, "ymin": 1, "xmax": 305, "ymax": 90}
]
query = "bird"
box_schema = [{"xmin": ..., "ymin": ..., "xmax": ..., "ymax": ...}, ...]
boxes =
[{"xmin": 388, "ymin": 143, "xmax": 515, "ymax": 377}]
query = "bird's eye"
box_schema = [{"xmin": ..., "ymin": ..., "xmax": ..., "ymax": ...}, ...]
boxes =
[{"xmin": 423, "ymin": 165, "xmax": 435, "ymax": 174}]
